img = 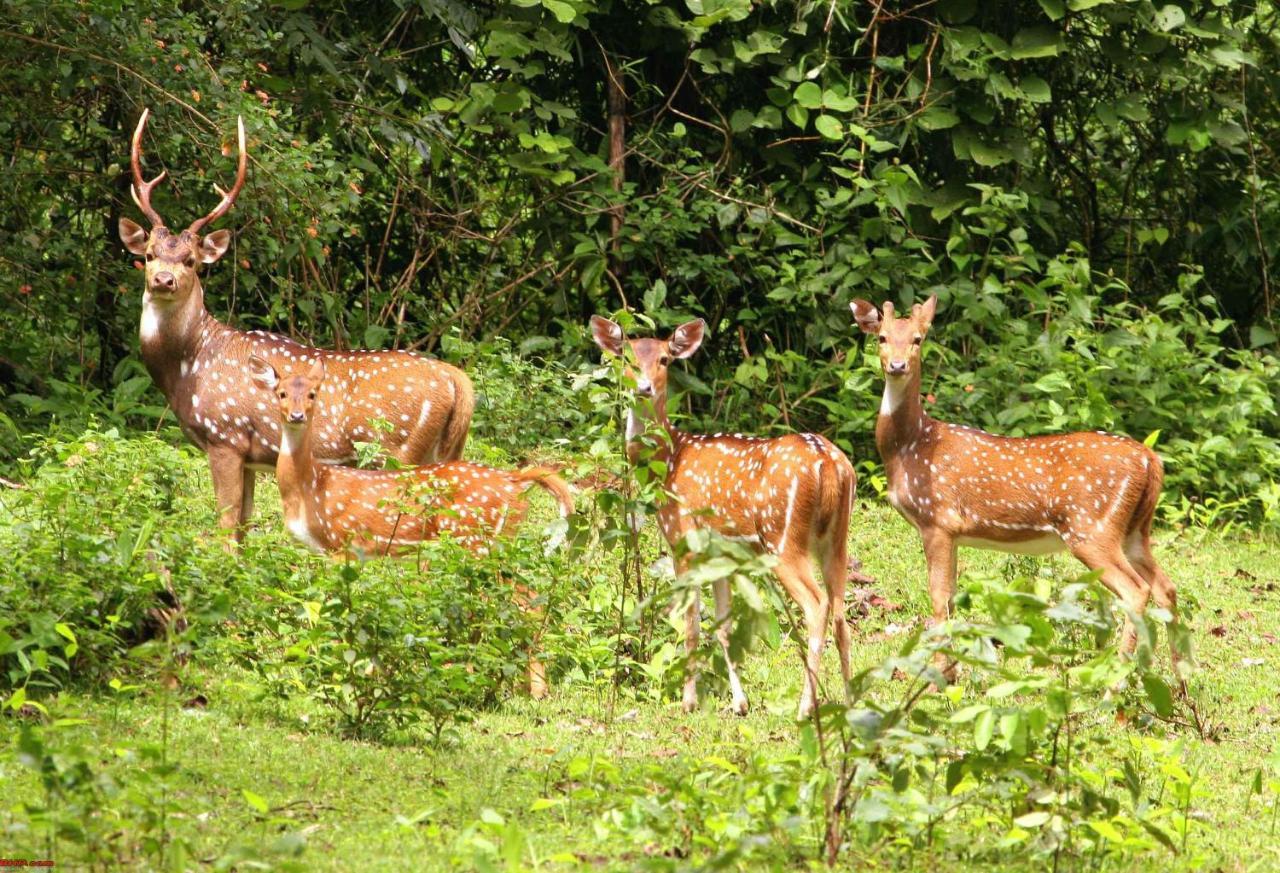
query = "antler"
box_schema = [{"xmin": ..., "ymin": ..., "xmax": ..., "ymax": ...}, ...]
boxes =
[
  {"xmin": 188, "ymin": 116, "xmax": 247, "ymax": 236},
  {"xmin": 130, "ymin": 108, "xmax": 168, "ymax": 228}
]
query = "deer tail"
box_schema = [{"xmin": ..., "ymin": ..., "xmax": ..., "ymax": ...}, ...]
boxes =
[
  {"xmin": 513, "ymin": 466, "xmax": 575, "ymax": 518},
  {"xmin": 438, "ymin": 365, "xmax": 475, "ymax": 461},
  {"xmin": 1132, "ymin": 445, "xmax": 1165, "ymax": 537}
]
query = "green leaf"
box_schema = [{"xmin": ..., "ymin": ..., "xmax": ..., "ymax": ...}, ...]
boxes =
[
  {"xmin": 785, "ymin": 102, "xmax": 809, "ymax": 129},
  {"xmin": 1249, "ymin": 325, "xmax": 1277, "ymax": 348},
  {"xmin": 1020, "ymin": 76, "xmax": 1051, "ymax": 103},
  {"xmin": 794, "ymin": 82, "xmax": 823, "ymax": 109},
  {"xmin": 1142, "ymin": 673, "xmax": 1174, "ymax": 717},
  {"xmin": 1208, "ymin": 46, "xmax": 1249, "ymax": 69},
  {"xmin": 815, "ymin": 115, "xmax": 844, "ymax": 140},
  {"xmin": 1010, "ymin": 26, "xmax": 1062, "ymax": 59},
  {"xmin": 542, "ymin": 0, "xmax": 578, "ymax": 23},
  {"xmin": 1068, "ymin": 0, "xmax": 1113, "ymax": 9},
  {"xmin": 1037, "ymin": 0, "xmax": 1065, "ymax": 19},
  {"xmin": 1154, "ymin": 4, "xmax": 1186, "ymax": 31},
  {"xmin": 1088, "ymin": 819, "xmax": 1125, "ymax": 842},
  {"xmin": 243, "ymin": 789, "xmax": 269, "ymax": 814},
  {"xmin": 974, "ymin": 708, "xmax": 996, "ymax": 750},
  {"xmin": 1014, "ymin": 811, "xmax": 1051, "ymax": 828},
  {"xmin": 918, "ymin": 106, "xmax": 960, "ymax": 130}
]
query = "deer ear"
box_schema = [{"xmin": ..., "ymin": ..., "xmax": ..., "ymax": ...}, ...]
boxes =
[
  {"xmin": 850, "ymin": 299, "xmax": 881, "ymax": 335},
  {"xmin": 913, "ymin": 294, "xmax": 938, "ymax": 329},
  {"xmin": 668, "ymin": 319, "xmax": 706, "ymax": 359},
  {"xmin": 307, "ymin": 358, "xmax": 325, "ymax": 384},
  {"xmin": 248, "ymin": 355, "xmax": 278, "ymax": 390},
  {"xmin": 119, "ymin": 218, "xmax": 148, "ymax": 255},
  {"xmin": 200, "ymin": 229, "xmax": 232, "ymax": 264},
  {"xmin": 590, "ymin": 315, "xmax": 626, "ymax": 357}
]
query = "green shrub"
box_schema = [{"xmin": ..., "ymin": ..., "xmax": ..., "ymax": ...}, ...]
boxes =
[{"xmin": 242, "ymin": 540, "xmax": 562, "ymax": 743}]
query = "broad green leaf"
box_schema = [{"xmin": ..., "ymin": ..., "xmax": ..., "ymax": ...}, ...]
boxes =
[
  {"xmin": 1010, "ymin": 26, "xmax": 1063, "ymax": 59},
  {"xmin": 1154, "ymin": 4, "xmax": 1185, "ymax": 31},
  {"xmin": 243, "ymin": 789, "xmax": 269, "ymax": 814},
  {"xmin": 794, "ymin": 81, "xmax": 823, "ymax": 109},
  {"xmin": 1142, "ymin": 673, "xmax": 1174, "ymax": 717},
  {"xmin": 919, "ymin": 106, "xmax": 960, "ymax": 130},
  {"xmin": 1037, "ymin": 0, "xmax": 1065, "ymax": 19},
  {"xmin": 974, "ymin": 708, "xmax": 996, "ymax": 750},
  {"xmin": 1249, "ymin": 325, "xmax": 1278, "ymax": 348},
  {"xmin": 814, "ymin": 115, "xmax": 843, "ymax": 140},
  {"xmin": 1014, "ymin": 811, "xmax": 1051, "ymax": 828},
  {"xmin": 1020, "ymin": 76, "xmax": 1051, "ymax": 103}
]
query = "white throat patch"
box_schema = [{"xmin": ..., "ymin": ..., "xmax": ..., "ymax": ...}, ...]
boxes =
[{"xmin": 880, "ymin": 377, "xmax": 909, "ymax": 415}]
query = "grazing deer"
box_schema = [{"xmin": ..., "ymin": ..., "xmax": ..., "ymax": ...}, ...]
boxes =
[
  {"xmin": 590, "ymin": 316, "xmax": 857, "ymax": 718},
  {"xmin": 850, "ymin": 295, "xmax": 1180, "ymax": 679},
  {"xmin": 253, "ymin": 355, "xmax": 573, "ymax": 698},
  {"xmin": 117, "ymin": 108, "xmax": 473, "ymax": 543}
]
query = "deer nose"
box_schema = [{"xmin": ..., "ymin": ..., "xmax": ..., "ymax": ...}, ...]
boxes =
[
  {"xmin": 886, "ymin": 360, "xmax": 908, "ymax": 376},
  {"xmin": 152, "ymin": 271, "xmax": 176, "ymax": 290},
  {"xmin": 635, "ymin": 378, "xmax": 654, "ymax": 397},
  {"xmin": 288, "ymin": 412, "xmax": 306, "ymax": 424}
]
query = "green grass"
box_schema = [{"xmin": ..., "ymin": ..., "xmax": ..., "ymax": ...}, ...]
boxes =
[{"xmin": 4, "ymin": 446, "xmax": 1280, "ymax": 871}]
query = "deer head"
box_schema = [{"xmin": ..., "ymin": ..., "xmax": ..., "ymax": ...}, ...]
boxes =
[
  {"xmin": 851, "ymin": 295, "xmax": 937, "ymax": 380},
  {"xmin": 249, "ymin": 356, "xmax": 325, "ymax": 427},
  {"xmin": 117, "ymin": 108, "xmax": 247, "ymax": 305},
  {"xmin": 589, "ymin": 315, "xmax": 705, "ymax": 408}
]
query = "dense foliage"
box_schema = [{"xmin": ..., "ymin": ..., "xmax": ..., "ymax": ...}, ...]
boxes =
[{"xmin": 2, "ymin": 0, "xmax": 1279, "ymax": 520}]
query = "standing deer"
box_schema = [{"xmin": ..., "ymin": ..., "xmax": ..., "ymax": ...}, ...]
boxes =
[
  {"xmin": 849, "ymin": 295, "xmax": 1180, "ymax": 679},
  {"xmin": 117, "ymin": 108, "xmax": 473, "ymax": 543},
  {"xmin": 590, "ymin": 316, "xmax": 857, "ymax": 718},
  {"xmin": 253, "ymin": 355, "xmax": 573, "ymax": 698}
]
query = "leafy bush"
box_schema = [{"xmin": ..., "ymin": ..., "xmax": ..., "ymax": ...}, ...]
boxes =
[
  {"xmin": 242, "ymin": 540, "xmax": 564, "ymax": 743},
  {"xmin": 0, "ymin": 428, "xmax": 215, "ymax": 695},
  {"xmin": 532, "ymin": 571, "xmax": 1202, "ymax": 869}
]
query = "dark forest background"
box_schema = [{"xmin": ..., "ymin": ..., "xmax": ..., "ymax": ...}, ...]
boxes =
[{"xmin": 2, "ymin": 0, "xmax": 1279, "ymax": 520}]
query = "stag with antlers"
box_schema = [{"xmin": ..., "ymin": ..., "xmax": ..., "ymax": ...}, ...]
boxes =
[{"xmin": 117, "ymin": 109, "xmax": 474, "ymax": 544}]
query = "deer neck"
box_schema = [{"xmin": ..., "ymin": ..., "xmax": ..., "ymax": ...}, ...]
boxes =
[
  {"xmin": 875, "ymin": 370, "xmax": 927, "ymax": 458},
  {"xmin": 276, "ymin": 422, "xmax": 320, "ymax": 531},
  {"xmin": 625, "ymin": 393, "xmax": 678, "ymax": 465},
  {"xmin": 139, "ymin": 276, "xmax": 215, "ymax": 395}
]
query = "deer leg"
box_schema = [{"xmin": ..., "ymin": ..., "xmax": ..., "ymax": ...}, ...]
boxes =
[
  {"xmin": 921, "ymin": 527, "xmax": 958, "ymax": 682},
  {"xmin": 678, "ymin": 551, "xmax": 701, "ymax": 713},
  {"xmin": 1072, "ymin": 542, "xmax": 1151, "ymax": 654},
  {"xmin": 821, "ymin": 538, "xmax": 853, "ymax": 702},
  {"xmin": 775, "ymin": 557, "xmax": 826, "ymax": 719},
  {"xmin": 208, "ymin": 447, "xmax": 246, "ymax": 549},
  {"xmin": 1126, "ymin": 532, "xmax": 1183, "ymax": 674},
  {"xmin": 512, "ymin": 581, "xmax": 548, "ymax": 700},
  {"xmin": 711, "ymin": 576, "xmax": 749, "ymax": 716},
  {"xmin": 239, "ymin": 468, "xmax": 257, "ymax": 535}
]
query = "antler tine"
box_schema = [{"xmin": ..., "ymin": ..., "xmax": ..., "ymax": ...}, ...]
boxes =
[
  {"xmin": 188, "ymin": 116, "xmax": 247, "ymax": 236},
  {"xmin": 130, "ymin": 108, "xmax": 168, "ymax": 228}
]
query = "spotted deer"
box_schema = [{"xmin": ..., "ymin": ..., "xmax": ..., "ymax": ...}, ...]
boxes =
[
  {"xmin": 117, "ymin": 108, "xmax": 473, "ymax": 543},
  {"xmin": 850, "ymin": 295, "xmax": 1180, "ymax": 679},
  {"xmin": 253, "ymin": 355, "xmax": 573, "ymax": 698},
  {"xmin": 590, "ymin": 316, "xmax": 857, "ymax": 718}
]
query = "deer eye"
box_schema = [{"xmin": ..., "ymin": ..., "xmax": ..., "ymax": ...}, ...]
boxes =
[
  {"xmin": 278, "ymin": 391, "xmax": 286, "ymax": 399},
  {"xmin": 184, "ymin": 256, "xmax": 197, "ymax": 268},
  {"xmin": 307, "ymin": 391, "xmax": 316, "ymax": 400},
  {"xmin": 876, "ymin": 335, "xmax": 886, "ymax": 343},
  {"xmin": 912, "ymin": 336, "xmax": 922, "ymax": 345},
  {"xmin": 144, "ymin": 253, "xmax": 155, "ymax": 262},
  {"xmin": 658, "ymin": 355, "xmax": 670, "ymax": 366}
]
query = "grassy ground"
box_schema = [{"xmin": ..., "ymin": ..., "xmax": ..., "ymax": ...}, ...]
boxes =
[{"xmin": 5, "ymin": 465, "xmax": 1280, "ymax": 870}]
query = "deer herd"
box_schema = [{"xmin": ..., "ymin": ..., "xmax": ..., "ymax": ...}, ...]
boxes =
[{"xmin": 116, "ymin": 110, "xmax": 1183, "ymax": 717}]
